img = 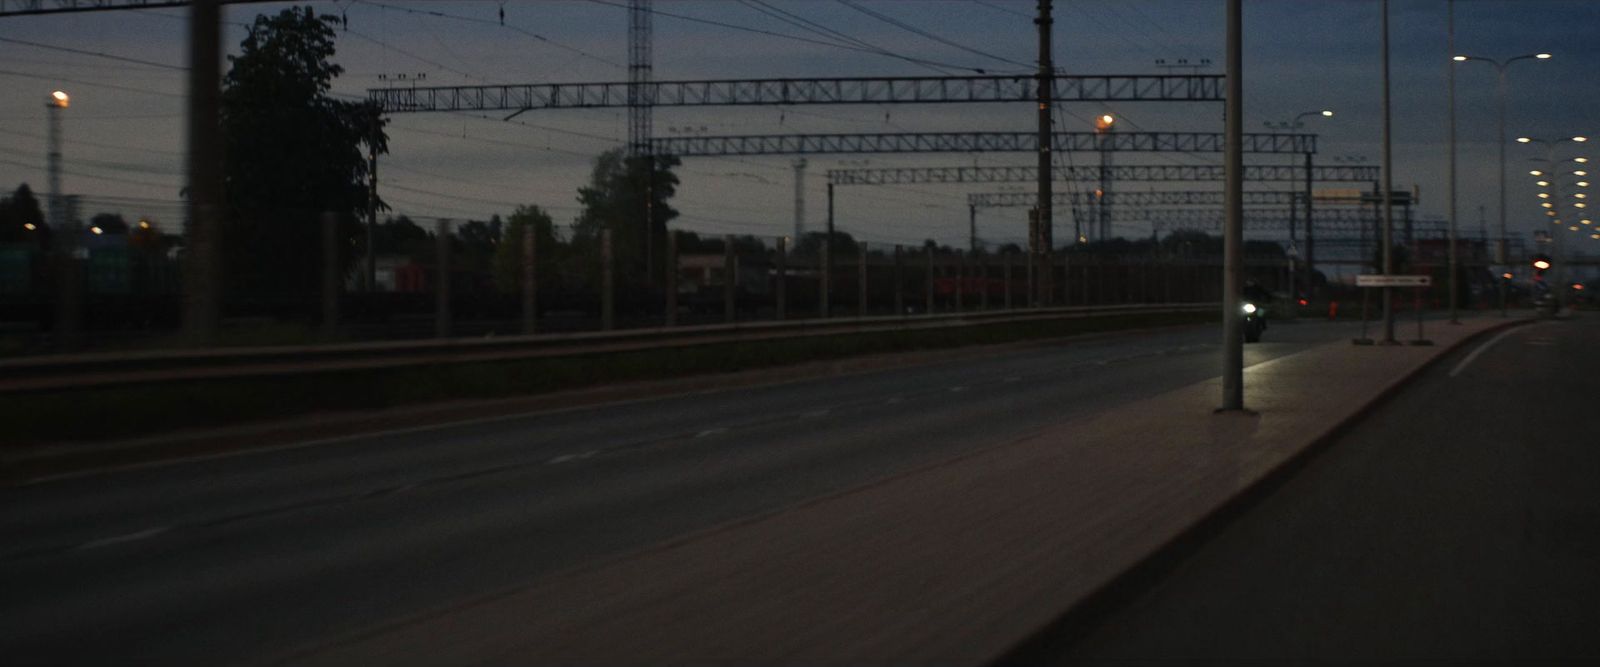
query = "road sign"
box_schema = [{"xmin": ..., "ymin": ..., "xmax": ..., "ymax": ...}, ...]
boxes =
[{"xmin": 1355, "ymin": 274, "xmax": 1432, "ymax": 287}]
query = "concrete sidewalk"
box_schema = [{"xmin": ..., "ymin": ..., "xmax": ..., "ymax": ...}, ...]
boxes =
[{"xmin": 275, "ymin": 317, "xmax": 1522, "ymax": 666}]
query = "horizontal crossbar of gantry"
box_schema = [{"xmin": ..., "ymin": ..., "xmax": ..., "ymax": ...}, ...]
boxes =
[
  {"xmin": 828, "ymin": 164, "xmax": 1379, "ymax": 185},
  {"xmin": 368, "ymin": 75, "xmax": 1224, "ymax": 112},
  {"xmin": 968, "ymin": 190, "xmax": 1299, "ymax": 208},
  {"xmin": 1149, "ymin": 211, "xmax": 1443, "ymax": 233},
  {"xmin": 0, "ymin": 0, "xmax": 283, "ymax": 15},
  {"xmin": 653, "ymin": 132, "xmax": 1315, "ymax": 156}
]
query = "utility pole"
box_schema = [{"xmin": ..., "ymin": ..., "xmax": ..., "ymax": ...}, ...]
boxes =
[
  {"xmin": 969, "ymin": 204, "xmax": 977, "ymax": 253},
  {"xmin": 182, "ymin": 0, "xmax": 222, "ymax": 345},
  {"xmin": 1034, "ymin": 0, "xmax": 1054, "ymax": 306},
  {"xmin": 628, "ymin": 0, "xmax": 655, "ymax": 286},
  {"xmin": 366, "ymin": 114, "xmax": 379, "ymax": 292},
  {"xmin": 1220, "ymin": 0, "xmax": 1244, "ymax": 410},
  {"xmin": 1381, "ymin": 0, "xmax": 1396, "ymax": 344},
  {"xmin": 1447, "ymin": 0, "xmax": 1460, "ymax": 324}
]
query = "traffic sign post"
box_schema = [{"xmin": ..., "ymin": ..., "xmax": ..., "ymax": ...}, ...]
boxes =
[{"xmin": 1353, "ymin": 274, "xmax": 1433, "ymax": 345}]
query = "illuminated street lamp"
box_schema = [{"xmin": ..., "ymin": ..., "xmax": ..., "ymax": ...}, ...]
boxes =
[
  {"xmin": 46, "ymin": 90, "xmax": 69, "ymax": 236},
  {"xmin": 1456, "ymin": 52, "xmax": 1550, "ymax": 315},
  {"xmin": 1263, "ymin": 109, "xmax": 1334, "ymax": 298}
]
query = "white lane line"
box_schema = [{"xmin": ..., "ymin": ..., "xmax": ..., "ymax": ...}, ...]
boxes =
[
  {"xmin": 1450, "ymin": 324, "xmax": 1541, "ymax": 378},
  {"xmin": 885, "ymin": 396, "xmax": 904, "ymax": 404},
  {"xmin": 948, "ymin": 386, "xmax": 966, "ymax": 393},
  {"xmin": 1002, "ymin": 376, "xmax": 1022, "ymax": 383},
  {"xmin": 694, "ymin": 428, "xmax": 728, "ymax": 438},
  {"xmin": 76, "ymin": 527, "xmax": 168, "ymax": 551},
  {"xmin": 547, "ymin": 450, "xmax": 600, "ymax": 464},
  {"xmin": 799, "ymin": 409, "xmax": 831, "ymax": 419}
]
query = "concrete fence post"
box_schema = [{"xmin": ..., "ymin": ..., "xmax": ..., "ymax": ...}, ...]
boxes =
[
  {"xmin": 775, "ymin": 236, "xmax": 787, "ymax": 321},
  {"xmin": 858, "ymin": 242, "xmax": 868, "ymax": 318},
  {"xmin": 435, "ymin": 218, "xmax": 451, "ymax": 338},
  {"xmin": 893, "ymin": 244, "xmax": 904, "ymax": 316},
  {"xmin": 601, "ymin": 227, "xmax": 614, "ymax": 331},
  {"xmin": 321, "ymin": 211, "xmax": 339, "ymax": 332},
  {"xmin": 522, "ymin": 217, "xmax": 537, "ymax": 334},
  {"xmin": 664, "ymin": 230, "xmax": 677, "ymax": 327},
  {"xmin": 1003, "ymin": 252, "xmax": 1013, "ymax": 310},
  {"xmin": 925, "ymin": 246, "xmax": 935, "ymax": 315},
  {"xmin": 820, "ymin": 242, "xmax": 831, "ymax": 319},
  {"xmin": 724, "ymin": 234, "xmax": 736, "ymax": 323}
]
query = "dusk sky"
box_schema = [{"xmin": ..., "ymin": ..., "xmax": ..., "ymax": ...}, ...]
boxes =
[{"xmin": 1, "ymin": 0, "xmax": 1597, "ymax": 253}]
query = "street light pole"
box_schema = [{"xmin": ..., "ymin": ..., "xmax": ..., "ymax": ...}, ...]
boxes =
[
  {"xmin": 1265, "ymin": 110, "xmax": 1331, "ymax": 303},
  {"xmin": 1381, "ymin": 0, "xmax": 1395, "ymax": 344},
  {"xmin": 1496, "ymin": 66, "xmax": 1507, "ymax": 317},
  {"xmin": 1220, "ymin": 0, "xmax": 1244, "ymax": 411},
  {"xmin": 1455, "ymin": 51, "xmax": 1550, "ymax": 317},
  {"xmin": 1447, "ymin": 0, "xmax": 1459, "ymax": 324}
]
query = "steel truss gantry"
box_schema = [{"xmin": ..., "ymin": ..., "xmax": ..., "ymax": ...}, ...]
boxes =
[
  {"xmin": 652, "ymin": 132, "xmax": 1314, "ymax": 157},
  {"xmin": 828, "ymin": 164, "xmax": 1379, "ymax": 186},
  {"xmin": 966, "ymin": 188, "xmax": 1292, "ymax": 206},
  {"xmin": 368, "ymin": 74, "xmax": 1224, "ymax": 113},
  {"xmin": 1148, "ymin": 210, "xmax": 1443, "ymax": 235},
  {"xmin": 0, "ymin": 0, "xmax": 273, "ymax": 15},
  {"xmin": 969, "ymin": 190, "xmax": 1297, "ymax": 208}
]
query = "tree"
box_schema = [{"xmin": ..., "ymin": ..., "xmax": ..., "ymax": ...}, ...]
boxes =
[
  {"xmin": 492, "ymin": 205, "xmax": 559, "ymax": 293},
  {"xmin": 220, "ymin": 6, "xmax": 386, "ymax": 307},
  {"xmin": 0, "ymin": 183, "xmax": 47, "ymax": 246},
  {"xmin": 89, "ymin": 213, "xmax": 129, "ymax": 235},
  {"xmin": 571, "ymin": 148, "xmax": 680, "ymax": 286}
]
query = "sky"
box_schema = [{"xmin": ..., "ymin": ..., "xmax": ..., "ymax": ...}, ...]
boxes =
[{"xmin": 1, "ymin": 0, "xmax": 1598, "ymax": 254}]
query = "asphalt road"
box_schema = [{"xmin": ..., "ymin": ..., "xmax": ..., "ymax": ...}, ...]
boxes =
[
  {"xmin": 1057, "ymin": 314, "xmax": 1600, "ymax": 664},
  {"xmin": 0, "ymin": 318, "xmax": 1362, "ymax": 665}
]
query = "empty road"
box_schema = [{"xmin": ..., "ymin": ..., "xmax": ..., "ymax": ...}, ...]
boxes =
[{"xmin": 3, "ymin": 318, "xmax": 1367, "ymax": 664}]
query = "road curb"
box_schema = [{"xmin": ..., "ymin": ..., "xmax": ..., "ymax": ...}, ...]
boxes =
[{"xmin": 993, "ymin": 317, "xmax": 1535, "ymax": 664}]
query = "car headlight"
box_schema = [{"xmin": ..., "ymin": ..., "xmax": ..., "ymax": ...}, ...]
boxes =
[{"xmin": 1241, "ymin": 303, "xmax": 1258, "ymax": 315}]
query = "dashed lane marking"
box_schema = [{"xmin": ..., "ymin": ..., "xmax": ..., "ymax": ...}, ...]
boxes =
[{"xmin": 75, "ymin": 527, "xmax": 168, "ymax": 551}]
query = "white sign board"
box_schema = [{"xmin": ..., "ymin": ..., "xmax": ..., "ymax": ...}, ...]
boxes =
[{"xmin": 1356, "ymin": 274, "xmax": 1432, "ymax": 287}]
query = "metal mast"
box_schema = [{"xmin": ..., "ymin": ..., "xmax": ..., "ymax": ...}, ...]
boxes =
[
  {"xmin": 628, "ymin": 0, "xmax": 655, "ymax": 279},
  {"xmin": 1034, "ymin": 0, "xmax": 1054, "ymax": 306}
]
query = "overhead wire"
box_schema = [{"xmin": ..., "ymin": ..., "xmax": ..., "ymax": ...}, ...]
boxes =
[
  {"xmin": 834, "ymin": 0, "xmax": 1033, "ymax": 70},
  {"xmin": 585, "ymin": 0, "xmax": 991, "ymax": 74},
  {"xmin": 351, "ymin": 0, "xmax": 624, "ymax": 69}
]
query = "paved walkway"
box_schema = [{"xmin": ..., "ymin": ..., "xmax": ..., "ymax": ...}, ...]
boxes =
[{"xmin": 276, "ymin": 317, "xmax": 1520, "ymax": 666}]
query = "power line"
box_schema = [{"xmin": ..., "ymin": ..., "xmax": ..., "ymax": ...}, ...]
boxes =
[
  {"xmin": 585, "ymin": 0, "xmax": 991, "ymax": 74},
  {"xmin": 0, "ymin": 35, "xmax": 185, "ymax": 70},
  {"xmin": 969, "ymin": 0, "xmax": 1029, "ymax": 19},
  {"xmin": 737, "ymin": 0, "xmax": 953, "ymax": 75},
  {"xmin": 0, "ymin": 67, "xmax": 182, "ymax": 98},
  {"xmin": 351, "ymin": 0, "xmax": 624, "ymax": 69},
  {"xmin": 834, "ymin": 0, "xmax": 1032, "ymax": 70}
]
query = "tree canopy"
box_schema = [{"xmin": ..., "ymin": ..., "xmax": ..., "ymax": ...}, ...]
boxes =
[
  {"xmin": 572, "ymin": 148, "xmax": 680, "ymax": 286},
  {"xmin": 220, "ymin": 6, "xmax": 385, "ymax": 305}
]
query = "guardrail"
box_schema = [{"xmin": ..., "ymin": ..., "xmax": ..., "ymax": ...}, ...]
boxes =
[{"xmin": 0, "ymin": 303, "xmax": 1218, "ymax": 393}]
